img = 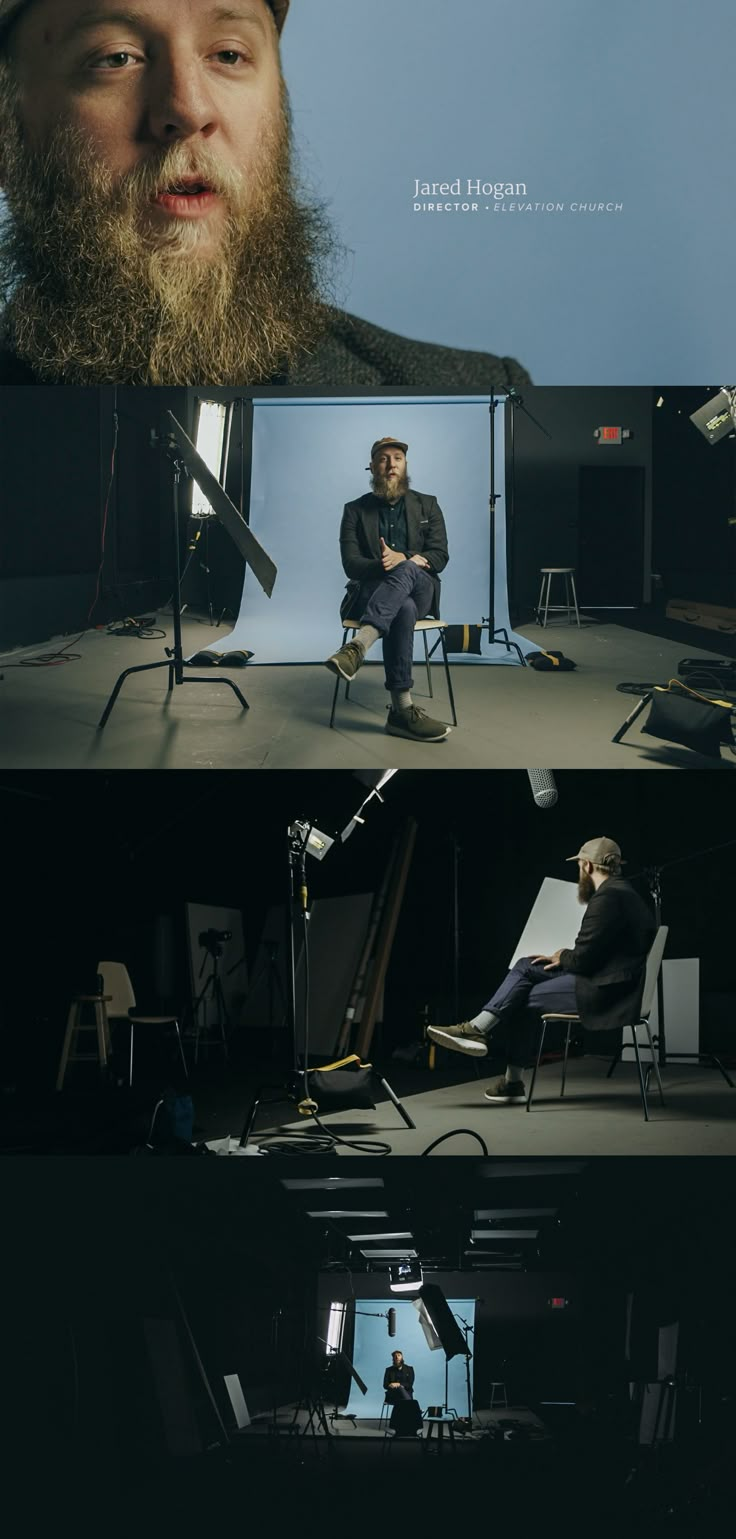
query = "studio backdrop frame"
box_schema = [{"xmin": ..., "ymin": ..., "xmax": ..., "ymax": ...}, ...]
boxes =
[{"xmin": 204, "ymin": 395, "xmax": 530, "ymax": 667}]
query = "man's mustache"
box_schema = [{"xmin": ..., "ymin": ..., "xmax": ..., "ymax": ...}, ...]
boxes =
[{"xmin": 121, "ymin": 150, "xmax": 246, "ymax": 203}]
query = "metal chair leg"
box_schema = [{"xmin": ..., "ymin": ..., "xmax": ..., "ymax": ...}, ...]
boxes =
[
  {"xmin": 629, "ymin": 1025, "xmax": 650, "ymax": 1122},
  {"xmin": 440, "ymin": 633, "xmax": 458, "ymax": 725},
  {"xmin": 536, "ymin": 574, "xmax": 546, "ymax": 626},
  {"xmin": 560, "ymin": 1022, "xmax": 572, "ymax": 1098},
  {"xmin": 129, "ymin": 1020, "xmax": 135, "ymax": 1087},
  {"xmin": 422, "ymin": 630, "xmax": 433, "ymax": 698},
  {"xmin": 526, "ymin": 1019, "xmax": 547, "ymax": 1110},
  {"xmin": 570, "ymin": 571, "xmax": 581, "ymax": 627},
  {"xmin": 542, "ymin": 573, "xmax": 551, "ymax": 628},
  {"xmin": 642, "ymin": 1017, "xmax": 665, "ymax": 1105}
]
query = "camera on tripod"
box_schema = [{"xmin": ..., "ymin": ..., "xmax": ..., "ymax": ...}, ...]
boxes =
[{"xmin": 198, "ymin": 927, "xmax": 232, "ymax": 958}]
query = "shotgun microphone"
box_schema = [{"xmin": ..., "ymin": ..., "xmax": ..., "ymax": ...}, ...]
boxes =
[
  {"xmin": 387, "ymin": 1308, "xmax": 397, "ymax": 1337},
  {"xmin": 527, "ymin": 769, "xmax": 558, "ymax": 809}
]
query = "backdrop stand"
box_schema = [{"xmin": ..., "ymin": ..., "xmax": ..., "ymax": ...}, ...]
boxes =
[{"xmin": 483, "ymin": 395, "xmax": 527, "ymax": 666}]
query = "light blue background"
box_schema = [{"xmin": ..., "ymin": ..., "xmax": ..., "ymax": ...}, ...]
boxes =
[
  {"xmin": 283, "ymin": 0, "xmax": 735, "ymax": 382},
  {"xmin": 346, "ymin": 1297, "xmax": 475, "ymax": 1418},
  {"xmin": 218, "ymin": 395, "xmax": 531, "ymax": 664}
]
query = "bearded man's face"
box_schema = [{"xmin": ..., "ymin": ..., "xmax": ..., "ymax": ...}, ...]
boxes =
[
  {"xmin": 0, "ymin": 0, "xmax": 334, "ymax": 383},
  {"xmin": 577, "ymin": 863, "xmax": 595, "ymax": 904}
]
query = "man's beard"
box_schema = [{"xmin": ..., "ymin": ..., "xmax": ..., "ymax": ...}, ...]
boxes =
[
  {"xmin": 372, "ymin": 471, "xmax": 411, "ymax": 501},
  {"xmin": 0, "ymin": 75, "xmax": 337, "ymax": 384},
  {"xmin": 578, "ymin": 871, "xmax": 595, "ymax": 904}
]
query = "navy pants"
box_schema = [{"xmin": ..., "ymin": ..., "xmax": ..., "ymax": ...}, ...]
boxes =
[
  {"xmin": 356, "ymin": 563, "xmax": 435, "ymax": 691},
  {"xmin": 482, "ymin": 957, "xmax": 579, "ymax": 1064}
]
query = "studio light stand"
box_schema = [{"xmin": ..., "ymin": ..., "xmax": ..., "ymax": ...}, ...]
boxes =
[
  {"xmin": 453, "ymin": 1312, "xmax": 476, "ymax": 1428},
  {"xmin": 234, "ymin": 776, "xmax": 415, "ymax": 1150},
  {"xmin": 191, "ymin": 930, "xmax": 231, "ymax": 1063},
  {"xmin": 484, "ymin": 390, "xmax": 552, "ymax": 665},
  {"xmin": 97, "ymin": 411, "xmax": 277, "ymax": 730}
]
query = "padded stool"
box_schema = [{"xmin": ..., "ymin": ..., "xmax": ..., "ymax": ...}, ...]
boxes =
[
  {"xmin": 490, "ymin": 1381, "xmax": 509, "ymax": 1409},
  {"xmin": 536, "ymin": 568, "xmax": 581, "ymax": 628},
  {"xmin": 329, "ymin": 617, "xmax": 458, "ymax": 729},
  {"xmin": 56, "ymin": 994, "xmax": 113, "ymax": 1090}
]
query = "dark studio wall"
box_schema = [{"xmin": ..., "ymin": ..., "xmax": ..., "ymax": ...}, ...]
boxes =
[
  {"xmin": 651, "ymin": 388, "xmax": 736, "ymax": 606},
  {"xmin": 508, "ymin": 387, "xmax": 655, "ymax": 618},
  {"xmin": 0, "ymin": 386, "xmax": 187, "ymax": 648}
]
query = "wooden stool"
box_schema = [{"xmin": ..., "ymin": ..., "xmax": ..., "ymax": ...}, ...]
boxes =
[
  {"xmin": 490, "ymin": 1381, "xmax": 509, "ymax": 1409},
  {"xmin": 56, "ymin": 995, "xmax": 113, "ymax": 1090},
  {"xmin": 536, "ymin": 568, "xmax": 581, "ymax": 628},
  {"xmin": 329, "ymin": 617, "xmax": 457, "ymax": 729}
]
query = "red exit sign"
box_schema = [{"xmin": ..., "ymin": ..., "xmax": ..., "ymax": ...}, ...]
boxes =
[
  {"xmin": 594, "ymin": 426, "xmax": 632, "ymax": 444},
  {"xmin": 548, "ymin": 1297, "xmax": 568, "ymax": 1309}
]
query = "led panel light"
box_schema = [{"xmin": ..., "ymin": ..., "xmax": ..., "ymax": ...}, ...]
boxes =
[
  {"xmin": 326, "ymin": 1302, "xmax": 347, "ymax": 1354},
  {"xmin": 478, "ymin": 1162, "xmax": 588, "ymax": 1178},
  {"xmin": 306, "ymin": 1210, "xmax": 390, "ymax": 1219},
  {"xmin": 345, "ymin": 1232, "xmax": 414, "ymax": 1243},
  {"xmin": 474, "ymin": 1209, "xmax": 557, "ymax": 1220},
  {"xmin": 280, "ymin": 1178, "xmax": 385, "ymax": 1190},
  {"xmin": 192, "ymin": 401, "xmax": 231, "ymax": 520},
  {"xmin": 362, "ymin": 1249, "xmax": 418, "ymax": 1260},
  {"xmin": 471, "ymin": 1229, "xmax": 539, "ymax": 1240}
]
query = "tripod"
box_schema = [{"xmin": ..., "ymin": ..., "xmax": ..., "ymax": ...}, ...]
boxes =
[
  {"xmin": 97, "ymin": 435, "xmax": 249, "ymax": 729},
  {"xmin": 191, "ymin": 943, "xmax": 231, "ymax": 1064}
]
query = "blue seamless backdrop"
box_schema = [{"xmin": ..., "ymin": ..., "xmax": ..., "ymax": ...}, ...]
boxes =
[
  {"xmin": 346, "ymin": 1298, "xmax": 476, "ymax": 1419},
  {"xmin": 217, "ymin": 396, "xmax": 530, "ymax": 666},
  {"xmin": 282, "ymin": 0, "xmax": 735, "ymax": 382}
]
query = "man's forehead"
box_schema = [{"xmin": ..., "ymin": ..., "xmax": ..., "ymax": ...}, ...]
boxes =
[{"xmin": 11, "ymin": 0, "xmax": 278, "ymax": 46}]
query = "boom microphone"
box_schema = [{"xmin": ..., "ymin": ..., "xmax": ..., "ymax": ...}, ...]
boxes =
[
  {"xmin": 527, "ymin": 769, "xmax": 558, "ymax": 809},
  {"xmin": 387, "ymin": 1308, "xmax": 397, "ymax": 1337}
]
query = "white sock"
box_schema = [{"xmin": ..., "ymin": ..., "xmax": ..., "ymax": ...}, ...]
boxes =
[
  {"xmin": 391, "ymin": 689, "xmax": 413, "ymax": 712},
  {"xmin": 470, "ymin": 1010, "xmax": 496, "ymax": 1032},
  {"xmin": 505, "ymin": 1064, "xmax": 524, "ymax": 1083},
  {"xmin": 353, "ymin": 624, "xmax": 381, "ymax": 652}
]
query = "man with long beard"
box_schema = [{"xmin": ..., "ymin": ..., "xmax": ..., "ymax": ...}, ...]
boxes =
[
  {"xmin": 0, "ymin": 0, "xmax": 530, "ymax": 388},
  {"xmin": 327, "ymin": 436, "xmax": 451, "ymax": 743},
  {"xmin": 427, "ymin": 839, "xmax": 656, "ymax": 1104}
]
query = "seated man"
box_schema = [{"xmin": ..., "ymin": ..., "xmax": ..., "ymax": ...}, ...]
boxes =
[
  {"xmin": 383, "ymin": 1349, "xmax": 422, "ymax": 1435},
  {"xmin": 428, "ymin": 838, "xmax": 656, "ymax": 1105},
  {"xmin": 326, "ymin": 436, "xmax": 451, "ymax": 743}
]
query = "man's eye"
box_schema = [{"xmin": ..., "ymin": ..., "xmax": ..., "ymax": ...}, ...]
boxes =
[
  {"xmin": 213, "ymin": 49, "xmax": 251, "ymax": 66},
  {"xmin": 92, "ymin": 52, "xmax": 141, "ymax": 70}
]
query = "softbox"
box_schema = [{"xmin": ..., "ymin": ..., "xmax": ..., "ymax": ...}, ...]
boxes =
[{"xmin": 418, "ymin": 1286, "xmax": 471, "ymax": 1360}]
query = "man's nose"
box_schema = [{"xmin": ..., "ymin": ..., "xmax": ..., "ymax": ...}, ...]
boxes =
[{"xmin": 144, "ymin": 55, "xmax": 220, "ymax": 143}]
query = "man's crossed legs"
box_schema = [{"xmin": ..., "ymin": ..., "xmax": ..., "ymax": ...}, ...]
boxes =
[
  {"xmin": 428, "ymin": 957, "xmax": 579, "ymax": 1102},
  {"xmin": 326, "ymin": 563, "xmax": 451, "ymax": 742}
]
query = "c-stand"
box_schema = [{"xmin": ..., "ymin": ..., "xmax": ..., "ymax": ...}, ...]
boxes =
[{"xmin": 97, "ymin": 435, "xmax": 250, "ymax": 729}]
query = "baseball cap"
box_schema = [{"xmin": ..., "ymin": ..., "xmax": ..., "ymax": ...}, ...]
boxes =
[
  {"xmin": 0, "ymin": 0, "xmax": 290, "ymax": 42},
  {"xmin": 370, "ymin": 437, "xmax": 409, "ymax": 459},
  {"xmin": 566, "ymin": 837, "xmax": 624, "ymax": 868}
]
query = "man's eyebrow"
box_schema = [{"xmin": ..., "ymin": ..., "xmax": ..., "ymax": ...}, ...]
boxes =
[{"xmin": 59, "ymin": 5, "xmax": 269, "ymax": 45}]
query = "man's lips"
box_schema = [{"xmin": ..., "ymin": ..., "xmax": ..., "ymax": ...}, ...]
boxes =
[{"xmin": 151, "ymin": 179, "xmax": 222, "ymax": 217}]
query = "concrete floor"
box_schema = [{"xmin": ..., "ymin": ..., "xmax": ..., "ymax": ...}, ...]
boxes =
[
  {"xmin": 227, "ymin": 1059, "xmax": 736, "ymax": 1157},
  {"xmin": 0, "ymin": 615, "xmax": 733, "ymax": 769}
]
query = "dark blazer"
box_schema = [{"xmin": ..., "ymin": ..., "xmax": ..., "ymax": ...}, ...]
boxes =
[
  {"xmin": 558, "ymin": 878, "xmax": 656, "ymax": 1032},
  {"xmin": 0, "ymin": 309, "xmax": 530, "ymax": 389},
  {"xmin": 383, "ymin": 1363, "xmax": 415, "ymax": 1395},
  {"xmin": 339, "ymin": 489, "xmax": 449, "ymax": 617}
]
